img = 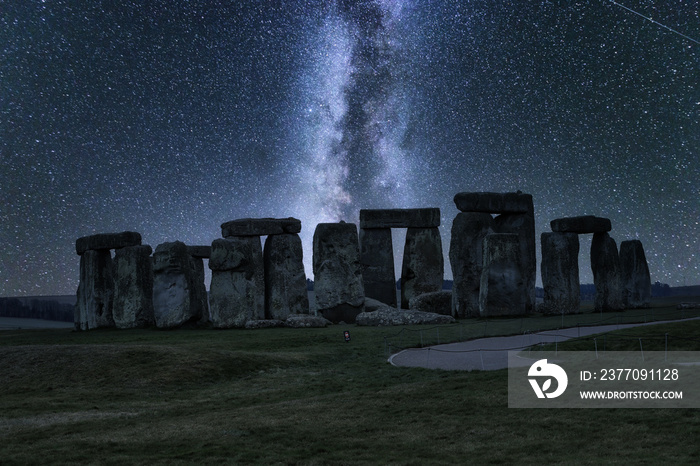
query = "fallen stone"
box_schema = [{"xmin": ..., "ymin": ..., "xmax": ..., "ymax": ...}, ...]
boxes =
[
  {"xmin": 409, "ymin": 290, "xmax": 453, "ymax": 316},
  {"xmin": 187, "ymin": 246, "xmax": 211, "ymax": 259},
  {"xmin": 355, "ymin": 308, "xmax": 455, "ymax": 326},
  {"xmin": 449, "ymin": 212, "xmax": 494, "ymax": 318},
  {"xmin": 112, "ymin": 245, "xmax": 154, "ymax": 328},
  {"xmin": 359, "ymin": 227, "xmax": 397, "ymax": 307},
  {"xmin": 264, "ymin": 233, "xmax": 309, "ymax": 320},
  {"xmin": 221, "ymin": 217, "xmax": 301, "ymax": 237},
  {"xmin": 359, "ymin": 208, "xmax": 440, "ymax": 229},
  {"xmin": 494, "ymin": 209, "xmax": 536, "ymax": 314},
  {"xmin": 364, "ymin": 297, "xmax": 395, "ymax": 312},
  {"xmin": 453, "ymin": 192, "xmax": 532, "ymax": 214},
  {"xmin": 591, "ymin": 232, "xmax": 624, "ymax": 312},
  {"xmin": 152, "ymin": 241, "xmax": 207, "ymax": 328},
  {"xmin": 551, "ymin": 216, "xmax": 612, "ymax": 234},
  {"xmin": 244, "ymin": 319, "xmax": 285, "ymax": 329},
  {"xmin": 209, "ymin": 237, "xmax": 265, "ymax": 328},
  {"xmin": 540, "ymin": 232, "xmax": 580, "ymax": 314},
  {"xmin": 285, "ymin": 314, "xmax": 332, "ymax": 328},
  {"xmin": 620, "ymin": 240, "xmax": 652, "ymax": 309},
  {"xmin": 677, "ymin": 303, "xmax": 700, "ymax": 310},
  {"xmin": 479, "ymin": 234, "xmax": 527, "ymax": 317},
  {"xmin": 401, "ymin": 227, "xmax": 444, "ymax": 309},
  {"xmin": 76, "ymin": 231, "xmax": 141, "ymax": 255},
  {"xmin": 75, "ymin": 249, "xmax": 115, "ymax": 330},
  {"xmin": 313, "ymin": 222, "xmax": 365, "ymax": 323}
]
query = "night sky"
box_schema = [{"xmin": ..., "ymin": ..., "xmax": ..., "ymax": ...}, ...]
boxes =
[{"xmin": 1, "ymin": 0, "xmax": 698, "ymax": 297}]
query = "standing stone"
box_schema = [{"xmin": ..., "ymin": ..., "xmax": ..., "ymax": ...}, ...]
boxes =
[
  {"xmin": 313, "ymin": 222, "xmax": 365, "ymax": 323},
  {"xmin": 359, "ymin": 228, "xmax": 396, "ymax": 307},
  {"xmin": 449, "ymin": 212, "xmax": 494, "ymax": 318},
  {"xmin": 209, "ymin": 237, "xmax": 265, "ymax": 328},
  {"xmin": 479, "ymin": 234, "xmax": 527, "ymax": 316},
  {"xmin": 620, "ymin": 240, "xmax": 652, "ymax": 309},
  {"xmin": 152, "ymin": 241, "xmax": 206, "ymax": 328},
  {"xmin": 401, "ymin": 227, "xmax": 444, "ymax": 309},
  {"xmin": 591, "ymin": 232, "xmax": 624, "ymax": 312},
  {"xmin": 112, "ymin": 245, "xmax": 154, "ymax": 328},
  {"xmin": 75, "ymin": 249, "xmax": 114, "ymax": 330},
  {"xmin": 493, "ymin": 208, "xmax": 536, "ymax": 314},
  {"xmin": 264, "ymin": 233, "xmax": 309, "ymax": 320},
  {"xmin": 540, "ymin": 232, "xmax": 580, "ymax": 314}
]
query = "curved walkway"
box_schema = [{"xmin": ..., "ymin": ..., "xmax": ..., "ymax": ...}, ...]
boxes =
[{"xmin": 388, "ymin": 317, "xmax": 700, "ymax": 371}]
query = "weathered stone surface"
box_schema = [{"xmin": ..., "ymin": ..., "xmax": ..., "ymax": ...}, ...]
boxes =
[
  {"xmin": 677, "ymin": 303, "xmax": 700, "ymax": 310},
  {"xmin": 540, "ymin": 232, "xmax": 580, "ymax": 314},
  {"xmin": 264, "ymin": 233, "xmax": 309, "ymax": 320},
  {"xmin": 245, "ymin": 319, "xmax": 285, "ymax": 329},
  {"xmin": 454, "ymin": 192, "xmax": 532, "ymax": 214},
  {"xmin": 551, "ymin": 216, "xmax": 612, "ymax": 234},
  {"xmin": 591, "ymin": 232, "xmax": 624, "ymax": 312},
  {"xmin": 449, "ymin": 212, "xmax": 494, "ymax": 318},
  {"xmin": 75, "ymin": 249, "xmax": 115, "ymax": 330},
  {"xmin": 312, "ymin": 222, "xmax": 365, "ymax": 324},
  {"xmin": 208, "ymin": 237, "xmax": 264, "ymax": 328},
  {"xmin": 364, "ymin": 297, "xmax": 395, "ymax": 312},
  {"xmin": 152, "ymin": 241, "xmax": 206, "ymax": 328},
  {"xmin": 285, "ymin": 314, "xmax": 332, "ymax": 328},
  {"xmin": 355, "ymin": 308, "xmax": 455, "ymax": 326},
  {"xmin": 401, "ymin": 227, "xmax": 444, "ymax": 309},
  {"xmin": 494, "ymin": 211, "xmax": 536, "ymax": 314},
  {"xmin": 76, "ymin": 231, "xmax": 141, "ymax": 255},
  {"xmin": 359, "ymin": 228, "xmax": 396, "ymax": 306},
  {"xmin": 620, "ymin": 240, "xmax": 652, "ymax": 309},
  {"xmin": 187, "ymin": 246, "xmax": 211, "ymax": 259},
  {"xmin": 359, "ymin": 208, "xmax": 440, "ymax": 229},
  {"xmin": 112, "ymin": 245, "xmax": 154, "ymax": 328},
  {"xmin": 409, "ymin": 290, "xmax": 453, "ymax": 316},
  {"xmin": 221, "ymin": 217, "xmax": 301, "ymax": 237},
  {"xmin": 479, "ymin": 234, "xmax": 527, "ymax": 316}
]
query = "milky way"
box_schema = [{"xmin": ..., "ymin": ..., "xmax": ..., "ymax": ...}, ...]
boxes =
[{"xmin": 1, "ymin": 0, "xmax": 698, "ymax": 296}]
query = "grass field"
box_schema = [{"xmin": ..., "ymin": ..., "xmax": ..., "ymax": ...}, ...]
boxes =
[{"xmin": 1, "ymin": 297, "xmax": 700, "ymax": 464}]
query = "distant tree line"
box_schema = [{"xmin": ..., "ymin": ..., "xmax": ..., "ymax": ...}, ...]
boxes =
[{"xmin": 0, "ymin": 298, "xmax": 73, "ymax": 322}]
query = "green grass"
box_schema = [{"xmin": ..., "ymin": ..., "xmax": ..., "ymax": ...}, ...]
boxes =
[{"xmin": 1, "ymin": 297, "xmax": 700, "ymax": 464}]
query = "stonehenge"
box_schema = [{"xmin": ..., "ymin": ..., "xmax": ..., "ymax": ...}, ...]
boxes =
[
  {"xmin": 359, "ymin": 208, "xmax": 444, "ymax": 309},
  {"xmin": 479, "ymin": 233, "xmax": 528, "ymax": 316},
  {"xmin": 540, "ymin": 232, "xmax": 580, "ymax": 314},
  {"xmin": 73, "ymin": 195, "xmax": 658, "ymax": 331},
  {"xmin": 542, "ymin": 215, "xmax": 651, "ymax": 313},
  {"xmin": 75, "ymin": 232, "xmax": 144, "ymax": 330},
  {"xmin": 313, "ymin": 222, "xmax": 365, "ymax": 323},
  {"xmin": 620, "ymin": 240, "xmax": 652, "ymax": 308},
  {"xmin": 209, "ymin": 217, "xmax": 309, "ymax": 328},
  {"xmin": 152, "ymin": 241, "xmax": 208, "ymax": 328},
  {"xmin": 113, "ymin": 245, "xmax": 154, "ymax": 328},
  {"xmin": 450, "ymin": 192, "xmax": 535, "ymax": 317}
]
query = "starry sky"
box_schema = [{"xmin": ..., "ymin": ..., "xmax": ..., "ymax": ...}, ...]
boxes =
[{"xmin": 1, "ymin": 0, "xmax": 698, "ymax": 297}]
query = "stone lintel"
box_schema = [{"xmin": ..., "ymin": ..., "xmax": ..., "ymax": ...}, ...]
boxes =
[
  {"xmin": 187, "ymin": 246, "xmax": 211, "ymax": 258},
  {"xmin": 359, "ymin": 208, "xmax": 440, "ymax": 229},
  {"xmin": 551, "ymin": 216, "xmax": 612, "ymax": 234},
  {"xmin": 453, "ymin": 192, "xmax": 533, "ymax": 214},
  {"xmin": 76, "ymin": 231, "xmax": 142, "ymax": 255},
  {"xmin": 221, "ymin": 217, "xmax": 301, "ymax": 237}
]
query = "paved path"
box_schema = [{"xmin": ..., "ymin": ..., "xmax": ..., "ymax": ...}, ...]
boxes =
[{"xmin": 388, "ymin": 317, "xmax": 700, "ymax": 371}]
